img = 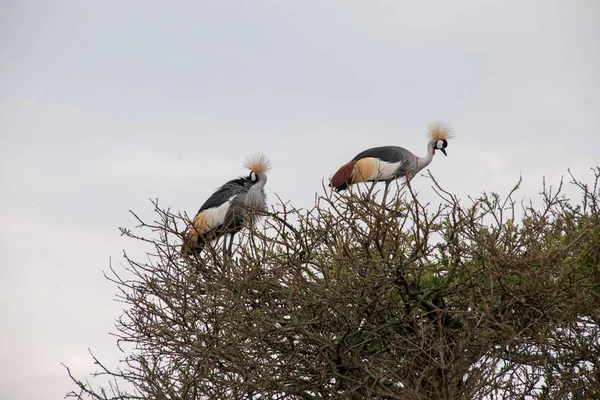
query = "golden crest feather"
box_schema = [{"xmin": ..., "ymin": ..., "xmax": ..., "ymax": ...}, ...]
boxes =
[
  {"xmin": 428, "ymin": 121, "xmax": 455, "ymax": 141},
  {"xmin": 243, "ymin": 153, "xmax": 271, "ymax": 173}
]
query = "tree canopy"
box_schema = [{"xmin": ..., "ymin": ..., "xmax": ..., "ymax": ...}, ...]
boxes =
[{"xmin": 65, "ymin": 169, "xmax": 600, "ymax": 399}]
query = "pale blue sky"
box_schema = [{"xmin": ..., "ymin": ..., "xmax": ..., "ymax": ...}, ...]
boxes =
[{"xmin": 1, "ymin": 1, "xmax": 599, "ymax": 398}]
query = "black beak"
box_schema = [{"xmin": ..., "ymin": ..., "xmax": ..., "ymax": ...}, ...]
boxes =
[{"xmin": 441, "ymin": 148, "xmax": 447, "ymax": 156}]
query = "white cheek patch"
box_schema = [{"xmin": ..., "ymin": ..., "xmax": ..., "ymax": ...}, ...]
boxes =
[
  {"xmin": 374, "ymin": 159, "xmax": 403, "ymax": 180},
  {"xmin": 202, "ymin": 196, "xmax": 236, "ymax": 229}
]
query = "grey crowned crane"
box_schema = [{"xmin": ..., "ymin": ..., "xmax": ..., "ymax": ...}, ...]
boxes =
[
  {"xmin": 182, "ymin": 153, "xmax": 271, "ymax": 256},
  {"xmin": 330, "ymin": 121, "xmax": 455, "ymax": 194}
]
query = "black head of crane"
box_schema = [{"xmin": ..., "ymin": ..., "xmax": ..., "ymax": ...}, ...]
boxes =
[
  {"xmin": 182, "ymin": 153, "xmax": 271, "ymax": 256},
  {"xmin": 330, "ymin": 121, "xmax": 455, "ymax": 193}
]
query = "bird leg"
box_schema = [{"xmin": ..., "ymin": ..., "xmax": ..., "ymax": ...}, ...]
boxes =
[
  {"xmin": 227, "ymin": 233, "xmax": 235, "ymax": 257},
  {"xmin": 223, "ymin": 233, "xmax": 229, "ymax": 261},
  {"xmin": 382, "ymin": 181, "xmax": 391, "ymax": 208},
  {"xmin": 380, "ymin": 181, "xmax": 399, "ymax": 213},
  {"xmin": 223, "ymin": 232, "xmax": 235, "ymax": 263}
]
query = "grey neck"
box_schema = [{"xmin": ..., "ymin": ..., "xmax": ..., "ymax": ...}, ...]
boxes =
[
  {"xmin": 245, "ymin": 173, "xmax": 268, "ymax": 216},
  {"xmin": 415, "ymin": 141, "xmax": 435, "ymax": 174}
]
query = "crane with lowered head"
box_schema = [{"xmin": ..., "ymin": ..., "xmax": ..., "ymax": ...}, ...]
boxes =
[{"xmin": 182, "ymin": 153, "xmax": 271, "ymax": 257}]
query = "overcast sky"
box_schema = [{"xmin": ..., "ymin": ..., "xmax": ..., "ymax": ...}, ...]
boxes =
[{"xmin": 1, "ymin": 1, "xmax": 599, "ymax": 398}]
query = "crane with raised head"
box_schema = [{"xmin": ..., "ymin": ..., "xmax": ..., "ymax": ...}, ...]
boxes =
[
  {"xmin": 182, "ymin": 153, "xmax": 271, "ymax": 257},
  {"xmin": 330, "ymin": 121, "xmax": 454, "ymax": 196}
]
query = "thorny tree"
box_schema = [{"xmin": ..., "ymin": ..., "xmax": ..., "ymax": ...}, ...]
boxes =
[{"xmin": 65, "ymin": 169, "xmax": 600, "ymax": 399}]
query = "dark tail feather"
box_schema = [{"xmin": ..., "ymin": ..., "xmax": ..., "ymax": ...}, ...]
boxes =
[
  {"xmin": 334, "ymin": 183, "xmax": 349, "ymax": 191},
  {"xmin": 330, "ymin": 161, "xmax": 355, "ymax": 191},
  {"xmin": 181, "ymin": 234, "xmax": 205, "ymax": 256}
]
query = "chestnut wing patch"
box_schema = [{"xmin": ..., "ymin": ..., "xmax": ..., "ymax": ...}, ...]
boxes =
[{"xmin": 331, "ymin": 161, "xmax": 357, "ymax": 190}]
